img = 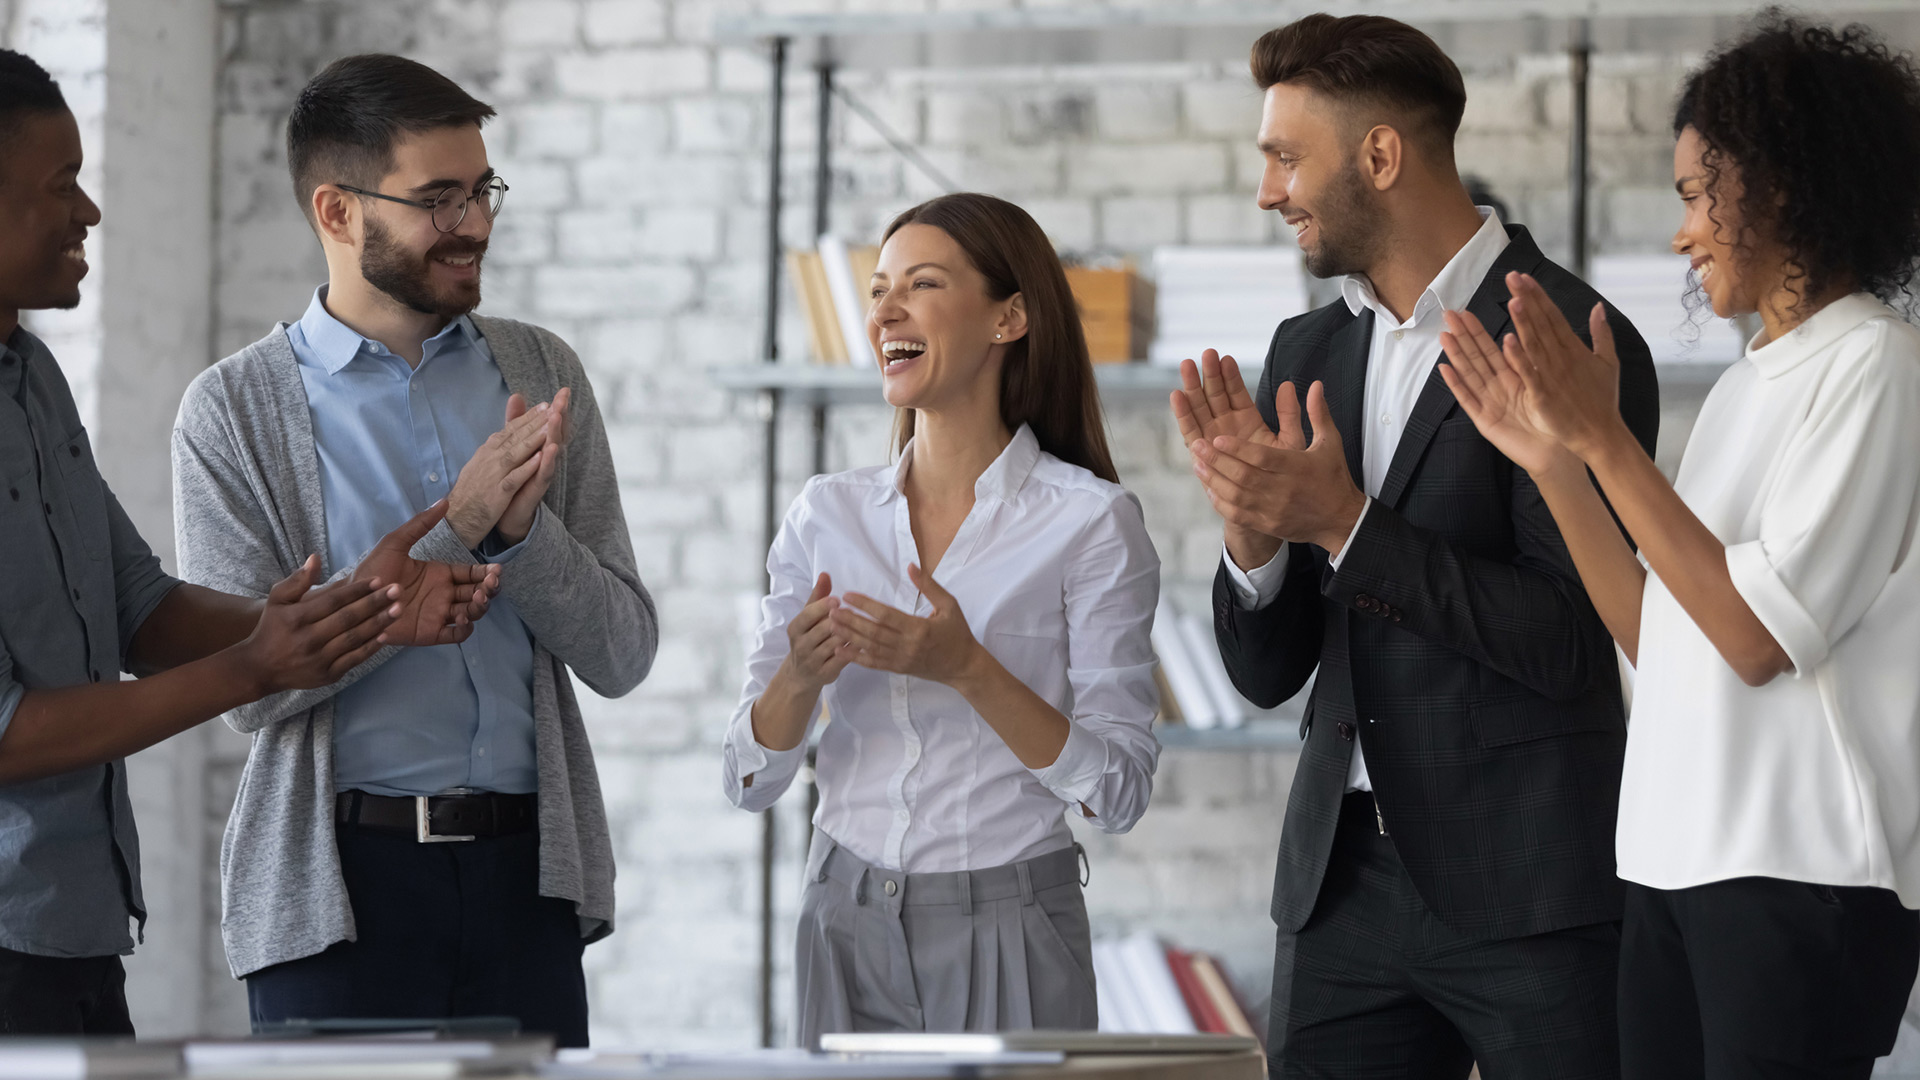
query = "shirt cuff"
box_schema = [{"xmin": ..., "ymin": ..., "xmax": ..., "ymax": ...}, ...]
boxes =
[
  {"xmin": 1222, "ymin": 542, "xmax": 1290, "ymax": 611},
  {"xmin": 483, "ymin": 506, "xmax": 545, "ymax": 563},
  {"xmin": 1725, "ymin": 539, "xmax": 1828, "ymax": 677},
  {"xmin": 1327, "ymin": 498, "xmax": 1373, "ymax": 572},
  {"xmin": 727, "ymin": 705, "xmax": 808, "ymax": 780},
  {"xmin": 1031, "ymin": 720, "xmax": 1108, "ymax": 805},
  {"xmin": 0, "ymin": 683, "xmax": 21, "ymax": 744}
]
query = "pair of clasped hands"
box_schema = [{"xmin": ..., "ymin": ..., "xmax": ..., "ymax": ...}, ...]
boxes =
[
  {"xmin": 780, "ymin": 565, "xmax": 983, "ymax": 694},
  {"xmin": 236, "ymin": 390, "xmax": 573, "ymax": 696},
  {"xmin": 1171, "ymin": 272, "xmax": 1621, "ymax": 565}
]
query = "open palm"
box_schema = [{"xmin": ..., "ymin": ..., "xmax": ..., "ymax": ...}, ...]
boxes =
[
  {"xmin": 1438, "ymin": 308, "xmax": 1564, "ymax": 477},
  {"xmin": 352, "ymin": 500, "xmax": 502, "ymax": 647},
  {"xmin": 1172, "ymin": 350, "xmax": 1296, "ymax": 451}
]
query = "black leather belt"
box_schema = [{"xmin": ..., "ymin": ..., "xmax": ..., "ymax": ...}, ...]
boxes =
[{"xmin": 335, "ymin": 790, "xmax": 537, "ymax": 843}]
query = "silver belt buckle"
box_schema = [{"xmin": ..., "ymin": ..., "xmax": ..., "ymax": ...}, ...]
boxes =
[{"xmin": 416, "ymin": 795, "xmax": 476, "ymax": 843}]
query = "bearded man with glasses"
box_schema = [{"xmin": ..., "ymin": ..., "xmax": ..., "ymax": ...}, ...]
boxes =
[{"xmin": 172, "ymin": 54, "xmax": 657, "ymax": 1044}]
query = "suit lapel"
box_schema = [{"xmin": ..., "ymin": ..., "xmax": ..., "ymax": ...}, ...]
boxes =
[
  {"xmin": 1320, "ymin": 310, "xmax": 1371, "ymax": 489},
  {"xmin": 1375, "ymin": 226, "xmax": 1544, "ymax": 509}
]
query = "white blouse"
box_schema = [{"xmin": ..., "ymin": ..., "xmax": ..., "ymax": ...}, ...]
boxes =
[
  {"xmin": 1617, "ymin": 293, "xmax": 1920, "ymax": 908},
  {"xmin": 721, "ymin": 425, "xmax": 1162, "ymax": 873}
]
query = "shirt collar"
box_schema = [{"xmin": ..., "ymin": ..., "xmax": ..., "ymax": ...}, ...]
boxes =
[
  {"xmin": 1341, "ymin": 206, "xmax": 1508, "ymax": 326},
  {"xmin": 296, "ymin": 285, "xmax": 482, "ymax": 375},
  {"xmin": 880, "ymin": 423, "xmax": 1043, "ymax": 506},
  {"xmin": 1745, "ymin": 292, "xmax": 1894, "ymax": 379}
]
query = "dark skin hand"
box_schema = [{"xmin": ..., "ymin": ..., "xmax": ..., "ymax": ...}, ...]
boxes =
[{"xmin": 6, "ymin": 501, "xmax": 502, "ymax": 786}]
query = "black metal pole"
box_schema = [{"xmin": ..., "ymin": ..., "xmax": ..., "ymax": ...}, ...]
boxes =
[
  {"xmin": 757, "ymin": 34, "xmax": 788, "ymax": 1052},
  {"xmin": 811, "ymin": 61, "xmax": 835, "ymax": 478},
  {"xmin": 1568, "ymin": 19, "xmax": 1591, "ymax": 279}
]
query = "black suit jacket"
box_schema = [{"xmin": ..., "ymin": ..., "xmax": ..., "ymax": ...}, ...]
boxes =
[{"xmin": 1214, "ymin": 225, "xmax": 1660, "ymax": 942}]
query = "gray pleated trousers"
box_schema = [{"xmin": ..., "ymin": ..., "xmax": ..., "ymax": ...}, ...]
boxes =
[{"xmin": 794, "ymin": 831, "xmax": 1099, "ymax": 1048}]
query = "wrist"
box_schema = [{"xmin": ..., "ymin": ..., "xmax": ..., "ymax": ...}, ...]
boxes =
[
  {"xmin": 944, "ymin": 639, "xmax": 999, "ymax": 697},
  {"xmin": 1314, "ymin": 489, "xmax": 1368, "ymax": 554},
  {"xmin": 1577, "ymin": 420, "xmax": 1642, "ymax": 478},
  {"xmin": 1224, "ymin": 526, "xmax": 1283, "ymax": 572},
  {"xmin": 215, "ymin": 642, "xmax": 273, "ymax": 701},
  {"xmin": 446, "ymin": 498, "xmax": 490, "ymax": 549}
]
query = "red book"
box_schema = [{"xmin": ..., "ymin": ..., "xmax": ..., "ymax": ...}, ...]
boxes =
[{"xmin": 1164, "ymin": 946, "xmax": 1228, "ymax": 1033}]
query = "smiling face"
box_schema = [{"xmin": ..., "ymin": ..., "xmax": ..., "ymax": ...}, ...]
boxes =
[
  {"xmin": 344, "ymin": 124, "xmax": 493, "ymax": 317},
  {"xmin": 1257, "ymin": 82, "xmax": 1383, "ymax": 279},
  {"xmin": 1671, "ymin": 125, "xmax": 1767, "ymax": 320},
  {"xmin": 0, "ymin": 108, "xmax": 99, "ymax": 326},
  {"xmin": 867, "ymin": 223, "xmax": 1026, "ymax": 412}
]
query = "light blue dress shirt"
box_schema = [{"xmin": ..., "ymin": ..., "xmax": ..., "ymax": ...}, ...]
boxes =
[{"xmin": 289, "ymin": 288, "xmax": 538, "ymax": 796}]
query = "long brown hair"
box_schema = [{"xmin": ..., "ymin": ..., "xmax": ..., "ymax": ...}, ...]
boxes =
[{"xmin": 881, "ymin": 193, "xmax": 1118, "ymax": 484}]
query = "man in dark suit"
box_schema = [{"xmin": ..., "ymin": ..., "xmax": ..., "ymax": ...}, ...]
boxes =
[{"xmin": 1173, "ymin": 14, "xmax": 1659, "ymax": 1079}]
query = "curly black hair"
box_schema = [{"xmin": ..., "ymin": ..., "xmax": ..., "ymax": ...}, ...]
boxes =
[{"xmin": 1674, "ymin": 9, "xmax": 1920, "ymax": 314}]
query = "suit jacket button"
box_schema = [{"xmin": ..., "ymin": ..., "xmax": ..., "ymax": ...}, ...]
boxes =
[
  {"xmin": 1389, "ymin": 609, "xmax": 1403, "ymax": 622},
  {"xmin": 1337, "ymin": 721, "xmax": 1355, "ymax": 741}
]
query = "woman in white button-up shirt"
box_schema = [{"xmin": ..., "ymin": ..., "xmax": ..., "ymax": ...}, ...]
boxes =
[
  {"xmin": 722, "ymin": 193, "xmax": 1161, "ymax": 1045},
  {"xmin": 1437, "ymin": 15, "xmax": 1920, "ymax": 1077}
]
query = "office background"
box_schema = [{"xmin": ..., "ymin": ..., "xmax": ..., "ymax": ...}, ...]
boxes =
[{"xmin": 6, "ymin": 0, "xmax": 1916, "ymax": 1061}]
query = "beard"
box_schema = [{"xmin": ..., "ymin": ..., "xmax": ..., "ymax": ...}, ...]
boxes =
[
  {"xmin": 1299, "ymin": 156, "xmax": 1385, "ymax": 280},
  {"xmin": 360, "ymin": 215, "xmax": 486, "ymax": 317}
]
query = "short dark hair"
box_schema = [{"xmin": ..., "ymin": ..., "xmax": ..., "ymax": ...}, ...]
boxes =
[
  {"xmin": 1249, "ymin": 14, "xmax": 1466, "ymax": 159},
  {"xmin": 0, "ymin": 49, "xmax": 67, "ymax": 148},
  {"xmin": 1674, "ymin": 8, "xmax": 1920, "ymax": 312},
  {"xmin": 286, "ymin": 54, "xmax": 495, "ymax": 225}
]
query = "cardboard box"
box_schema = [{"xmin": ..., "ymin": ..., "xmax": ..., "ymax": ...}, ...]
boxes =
[{"xmin": 1066, "ymin": 266, "xmax": 1154, "ymax": 364}]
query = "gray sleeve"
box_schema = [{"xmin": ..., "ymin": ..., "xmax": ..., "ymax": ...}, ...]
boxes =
[
  {"xmin": 103, "ymin": 476, "xmax": 183, "ymax": 669},
  {"xmin": 171, "ymin": 389, "xmax": 398, "ymax": 734},
  {"xmin": 495, "ymin": 336, "xmax": 657, "ymax": 698}
]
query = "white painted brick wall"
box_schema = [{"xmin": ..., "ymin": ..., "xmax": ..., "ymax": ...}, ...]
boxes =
[{"xmin": 86, "ymin": 0, "xmax": 1844, "ymax": 1049}]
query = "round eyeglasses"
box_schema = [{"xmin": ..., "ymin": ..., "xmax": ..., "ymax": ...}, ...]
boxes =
[{"xmin": 336, "ymin": 176, "xmax": 510, "ymax": 233}]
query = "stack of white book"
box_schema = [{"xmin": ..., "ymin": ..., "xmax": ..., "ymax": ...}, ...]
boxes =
[
  {"xmin": 1589, "ymin": 253, "xmax": 1745, "ymax": 364},
  {"xmin": 1148, "ymin": 247, "xmax": 1311, "ymax": 368},
  {"xmin": 1150, "ymin": 599, "xmax": 1249, "ymax": 731},
  {"xmin": 1091, "ymin": 932, "xmax": 1259, "ymax": 1041}
]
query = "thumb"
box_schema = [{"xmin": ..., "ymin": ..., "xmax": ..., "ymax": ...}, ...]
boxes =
[
  {"xmin": 379, "ymin": 498, "xmax": 450, "ymax": 551},
  {"xmin": 809, "ymin": 572, "xmax": 832, "ymax": 604},
  {"xmin": 505, "ymin": 392, "xmax": 528, "ymax": 424},
  {"xmin": 269, "ymin": 553, "xmax": 321, "ymax": 605},
  {"xmin": 908, "ymin": 563, "xmax": 952, "ymax": 607},
  {"xmin": 1305, "ymin": 381, "xmax": 1342, "ymax": 451},
  {"xmin": 1589, "ymin": 303, "xmax": 1618, "ymax": 364},
  {"xmin": 1274, "ymin": 381, "xmax": 1305, "ymax": 449}
]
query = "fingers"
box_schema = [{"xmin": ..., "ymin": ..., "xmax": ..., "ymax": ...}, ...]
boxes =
[
  {"xmin": 378, "ymin": 499, "xmax": 452, "ymax": 551},
  {"xmin": 268, "ymin": 554, "xmax": 323, "ymax": 605},
  {"xmin": 292, "ymin": 574, "xmax": 390, "ymax": 627},
  {"xmin": 1304, "ymin": 382, "xmax": 1341, "ymax": 452},
  {"xmin": 1589, "ymin": 302, "xmax": 1618, "ymax": 364},
  {"xmin": 1438, "ymin": 363, "xmax": 1486, "ymax": 419},
  {"xmin": 1202, "ymin": 435, "xmax": 1293, "ymax": 482},
  {"xmin": 308, "ymin": 582, "xmax": 401, "ymax": 640},
  {"xmin": 1199, "ymin": 350, "xmax": 1233, "ymax": 426},
  {"xmin": 1176, "ymin": 356, "xmax": 1214, "ymax": 437},
  {"xmin": 808, "ymin": 572, "xmax": 832, "ymax": 604},
  {"xmin": 840, "ymin": 593, "xmax": 911, "ymax": 630},
  {"xmin": 499, "ymin": 449, "xmax": 544, "ymax": 496},
  {"xmin": 906, "ymin": 563, "xmax": 954, "ymax": 608},
  {"xmin": 1170, "ymin": 389, "xmax": 1204, "ymax": 448},
  {"xmin": 830, "ymin": 607, "xmax": 897, "ymax": 655},
  {"xmin": 505, "ymin": 392, "xmax": 528, "ymax": 424},
  {"xmin": 326, "ymin": 634, "xmax": 391, "ymax": 679},
  {"xmin": 548, "ymin": 387, "xmax": 573, "ymax": 446},
  {"xmin": 1273, "ymin": 381, "xmax": 1305, "ymax": 450},
  {"xmin": 1220, "ymin": 355, "xmax": 1258, "ymax": 416},
  {"xmin": 506, "ymin": 401, "xmax": 554, "ymax": 458}
]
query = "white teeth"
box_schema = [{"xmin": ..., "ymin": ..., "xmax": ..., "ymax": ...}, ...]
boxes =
[
  {"xmin": 881, "ymin": 340, "xmax": 926, "ymax": 360},
  {"xmin": 439, "ymin": 255, "xmax": 475, "ymax": 266}
]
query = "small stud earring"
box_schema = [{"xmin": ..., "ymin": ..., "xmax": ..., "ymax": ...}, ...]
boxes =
[{"xmin": 995, "ymin": 333, "xmax": 1002, "ymax": 339}]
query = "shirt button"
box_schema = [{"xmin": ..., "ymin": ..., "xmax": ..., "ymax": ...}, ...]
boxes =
[
  {"xmin": 883, "ymin": 879, "xmax": 898, "ymax": 897},
  {"xmin": 68, "ymin": 445, "xmax": 79, "ymax": 458},
  {"xmin": 478, "ymin": 747, "xmax": 488, "ymax": 756},
  {"xmin": 1337, "ymin": 721, "xmax": 1356, "ymax": 741},
  {"xmin": 428, "ymin": 473, "xmax": 440, "ymax": 483},
  {"xmin": 1392, "ymin": 330, "xmax": 1404, "ymax": 341},
  {"xmin": 896, "ymin": 810, "xmax": 909, "ymax": 822}
]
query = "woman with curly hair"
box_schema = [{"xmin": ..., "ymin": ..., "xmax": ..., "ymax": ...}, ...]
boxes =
[{"xmin": 1436, "ymin": 11, "xmax": 1920, "ymax": 1078}]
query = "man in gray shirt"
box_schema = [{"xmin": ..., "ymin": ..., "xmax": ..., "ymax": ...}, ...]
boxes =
[{"xmin": 0, "ymin": 50, "xmax": 500, "ymax": 1036}]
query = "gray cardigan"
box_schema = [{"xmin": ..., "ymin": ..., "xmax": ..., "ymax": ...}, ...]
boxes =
[{"xmin": 172, "ymin": 316, "xmax": 655, "ymax": 979}]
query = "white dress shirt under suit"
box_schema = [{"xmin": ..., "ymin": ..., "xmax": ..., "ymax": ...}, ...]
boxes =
[
  {"xmin": 723, "ymin": 424, "xmax": 1161, "ymax": 874},
  {"xmin": 1224, "ymin": 207, "xmax": 1511, "ymax": 793},
  {"xmin": 1617, "ymin": 293, "xmax": 1920, "ymax": 906}
]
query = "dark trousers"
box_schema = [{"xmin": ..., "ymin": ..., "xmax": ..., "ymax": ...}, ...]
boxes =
[
  {"xmin": 246, "ymin": 822, "xmax": 589, "ymax": 1047},
  {"xmin": 0, "ymin": 946, "xmax": 134, "ymax": 1035},
  {"xmin": 1619, "ymin": 878, "xmax": 1919, "ymax": 1080},
  {"xmin": 1269, "ymin": 792, "xmax": 1621, "ymax": 1079}
]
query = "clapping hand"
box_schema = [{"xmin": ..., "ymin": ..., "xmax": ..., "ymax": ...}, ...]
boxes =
[
  {"xmin": 351, "ymin": 500, "xmax": 502, "ymax": 648},
  {"xmin": 1438, "ymin": 308, "xmax": 1574, "ymax": 478},
  {"xmin": 1495, "ymin": 272, "xmax": 1626, "ymax": 460},
  {"xmin": 831, "ymin": 564, "xmax": 984, "ymax": 686},
  {"xmin": 1189, "ymin": 378, "xmax": 1368, "ymax": 556},
  {"xmin": 497, "ymin": 388, "xmax": 571, "ymax": 545},
  {"xmin": 447, "ymin": 389, "xmax": 570, "ymax": 548},
  {"xmin": 780, "ymin": 572, "xmax": 856, "ymax": 691}
]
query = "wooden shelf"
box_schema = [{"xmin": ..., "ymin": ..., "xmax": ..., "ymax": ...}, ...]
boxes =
[
  {"xmin": 709, "ymin": 360, "xmax": 1734, "ymax": 407},
  {"xmin": 1154, "ymin": 718, "xmax": 1302, "ymax": 751}
]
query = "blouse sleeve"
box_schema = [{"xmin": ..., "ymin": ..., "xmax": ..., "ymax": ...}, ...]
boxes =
[
  {"xmin": 721, "ymin": 484, "xmax": 823, "ymax": 812},
  {"xmin": 1726, "ymin": 325, "xmax": 1920, "ymax": 676},
  {"xmin": 1030, "ymin": 489, "xmax": 1163, "ymax": 832}
]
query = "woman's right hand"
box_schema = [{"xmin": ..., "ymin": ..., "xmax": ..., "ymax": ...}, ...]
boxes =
[
  {"xmin": 1438, "ymin": 308, "xmax": 1580, "ymax": 479},
  {"xmin": 780, "ymin": 572, "xmax": 855, "ymax": 690}
]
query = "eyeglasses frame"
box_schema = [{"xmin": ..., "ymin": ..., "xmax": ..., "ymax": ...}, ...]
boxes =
[{"xmin": 334, "ymin": 176, "xmax": 510, "ymax": 233}]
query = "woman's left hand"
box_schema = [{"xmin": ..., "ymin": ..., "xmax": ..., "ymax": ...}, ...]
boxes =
[
  {"xmin": 1502, "ymin": 271, "xmax": 1629, "ymax": 460},
  {"xmin": 831, "ymin": 563, "xmax": 985, "ymax": 686}
]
